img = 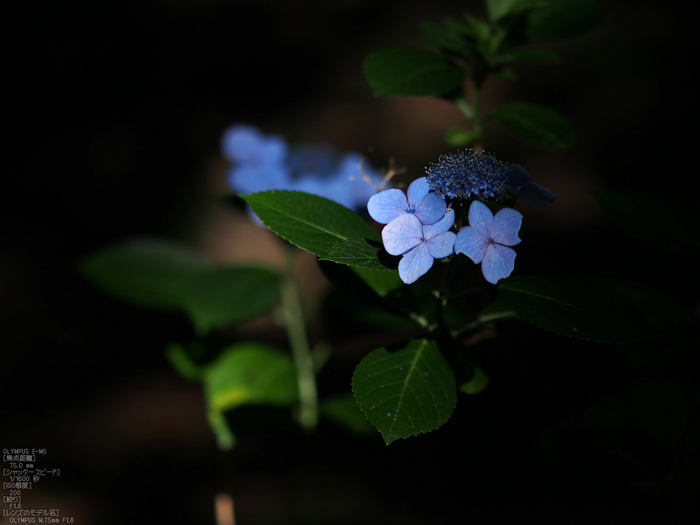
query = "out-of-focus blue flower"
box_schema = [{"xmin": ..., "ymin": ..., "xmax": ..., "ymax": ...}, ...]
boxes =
[
  {"xmin": 505, "ymin": 164, "xmax": 555, "ymax": 207},
  {"xmin": 426, "ymin": 149, "xmax": 509, "ymax": 200},
  {"xmin": 222, "ymin": 125, "xmax": 292, "ymax": 194},
  {"xmin": 222, "ymin": 124, "xmax": 384, "ymax": 216},
  {"xmin": 367, "ymin": 177, "xmax": 446, "ymax": 225},
  {"xmin": 382, "ymin": 210, "xmax": 456, "ymax": 284},
  {"xmin": 454, "ymin": 200, "xmax": 522, "ymax": 285}
]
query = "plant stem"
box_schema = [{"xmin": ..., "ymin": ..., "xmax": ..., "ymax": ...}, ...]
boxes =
[{"xmin": 281, "ymin": 247, "xmax": 318, "ymax": 431}]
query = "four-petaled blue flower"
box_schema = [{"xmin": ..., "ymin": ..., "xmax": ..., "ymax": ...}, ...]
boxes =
[
  {"xmin": 454, "ymin": 200, "xmax": 523, "ymax": 285},
  {"xmin": 382, "ymin": 210, "xmax": 456, "ymax": 284},
  {"xmin": 367, "ymin": 177, "xmax": 445, "ymax": 226}
]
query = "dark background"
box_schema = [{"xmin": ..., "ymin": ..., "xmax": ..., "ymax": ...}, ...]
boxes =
[{"xmin": 3, "ymin": 1, "xmax": 699, "ymax": 523}]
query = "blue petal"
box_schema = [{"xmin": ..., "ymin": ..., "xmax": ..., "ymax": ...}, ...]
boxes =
[
  {"xmin": 368, "ymin": 189, "xmax": 408, "ymax": 224},
  {"xmin": 398, "ymin": 243, "xmax": 434, "ymax": 284},
  {"xmin": 454, "ymin": 227, "xmax": 488, "ymax": 264},
  {"xmin": 414, "ymin": 192, "xmax": 446, "ymax": 225},
  {"xmin": 423, "ymin": 209, "xmax": 455, "ymax": 239},
  {"xmin": 406, "ymin": 177, "xmax": 430, "ymax": 205},
  {"xmin": 482, "ymin": 244, "xmax": 517, "ymax": 285},
  {"xmin": 491, "ymin": 208, "xmax": 522, "ymax": 247},
  {"xmin": 382, "ymin": 214, "xmax": 423, "ymax": 256},
  {"xmin": 426, "ymin": 231, "xmax": 456, "ymax": 259},
  {"xmin": 467, "ymin": 200, "xmax": 494, "ymax": 238}
]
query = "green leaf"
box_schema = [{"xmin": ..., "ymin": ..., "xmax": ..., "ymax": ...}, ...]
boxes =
[
  {"xmin": 583, "ymin": 381, "xmax": 700, "ymax": 450},
  {"xmin": 526, "ymin": 0, "xmax": 600, "ymax": 42},
  {"xmin": 602, "ymin": 279, "xmax": 694, "ymax": 332},
  {"xmin": 179, "ymin": 266, "xmax": 280, "ymax": 333},
  {"xmin": 487, "ymin": 0, "xmax": 519, "ymax": 21},
  {"xmin": 489, "ymin": 101, "xmax": 575, "ymax": 148},
  {"xmin": 243, "ymin": 191, "xmax": 378, "ymax": 255},
  {"xmin": 487, "ymin": 0, "xmax": 549, "ymax": 21},
  {"xmin": 595, "ymin": 191, "xmax": 700, "ymax": 254},
  {"xmin": 477, "ymin": 299, "xmax": 520, "ymax": 323},
  {"xmin": 350, "ymin": 266, "xmax": 403, "ymax": 297},
  {"xmin": 204, "ymin": 343, "xmax": 299, "ymax": 449},
  {"xmin": 363, "ymin": 48, "xmax": 467, "ymax": 97},
  {"xmin": 78, "ymin": 238, "xmax": 209, "ymax": 310},
  {"xmin": 325, "ymin": 238, "xmax": 390, "ymax": 270},
  {"xmin": 352, "ymin": 339, "xmax": 457, "ymax": 444},
  {"xmin": 445, "ymin": 126, "xmax": 478, "ymax": 147},
  {"xmin": 320, "ymin": 394, "xmax": 375, "ymax": 435},
  {"xmin": 421, "ymin": 21, "xmax": 472, "ymax": 58},
  {"xmin": 443, "ymin": 17, "xmax": 476, "ymax": 39},
  {"xmin": 460, "ymin": 366, "xmax": 490, "ymax": 394},
  {"xmin": 498, "ymin": 275, "xmax": 655, "ymax": 343}
]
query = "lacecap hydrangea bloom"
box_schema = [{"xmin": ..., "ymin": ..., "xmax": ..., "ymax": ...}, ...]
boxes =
[
  {"xmin": 454, "ymin": 200, "xmax": 523, "ymax": 284},
  {"xmin": 425, "ymin": 149, "xmax": 555, "ymax": 207},
  {"xmin": 426, "ymin": 149, "xmax": 509, "ymax": 200},
  {"xmin": 222, "ymin": 124, "xmax": 384, "ymax": 217}
]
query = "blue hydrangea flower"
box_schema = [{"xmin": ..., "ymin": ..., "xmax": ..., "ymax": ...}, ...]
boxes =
[
  {"xmin": 454, "ymin": 200, "xmax": 522, "ymax": 285},
  {"xmin": 222, "ymin": 124, "xmax": 384, "ymax": 216},
  {"xmin": 505, "ymin": 164, "xmax": 555, "ymax": 207},
  {"xmin": 367, "ymin": 177, "xmax": 446, "ymax": 225},
  {"xmin": 426, "ymin": 149, "xmax": 509, "ymax": 200},
  {"xmin": 382, "ymin": 210, "xmax": 456, "ymax": 284},
  {"xmin": 222, "ymin": 124, "xmax": 292, "ymax": 194}
]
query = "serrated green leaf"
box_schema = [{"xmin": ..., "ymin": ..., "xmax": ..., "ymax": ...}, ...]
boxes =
[
  {"xmin": 180, "ymin": 266, "xmax": 281, "ymax": 333},
  {"xmin": 325, "ymin": 237, "xmax": 390, "ymax": 270},
  {"xmin": 489, "ymin": 101, "xmax": 575, "ymax": 148},
  {"xmin": 242, "ymin": 190, "xmax": 380, "ymax": 260},
  {"xmin": 498, "ymin": 275, "xmax": 654, "ymax": 343},
  {"xmin": 526, "ymin": 0, "xmax": 600, "ymax": 42},
  {"xmin": 595, "ymin": 191, "xmax": 700, "ymax": 254},
  {"xmin": 352, "ymin": 339, "xmax": 457, "ymax": 445},
  {"xmin": 204, "ymin": 343, "xmax": 298, "ymax": 449},
  {"xmin": 363, "ymin": 48, "xmax": 467, "ymax": 97},
  {"xmin": 78, "ymin": 238, "xmax": 209, "ymax": 310},
  {"xmin": 320, "ymin": 394, "xmax": 375, "ymax": 435}
]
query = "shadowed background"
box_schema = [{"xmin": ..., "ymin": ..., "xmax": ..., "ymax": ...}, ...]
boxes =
[{"xmin": 3, "ymin": 0, "xmax": 699, "ymax": 523}]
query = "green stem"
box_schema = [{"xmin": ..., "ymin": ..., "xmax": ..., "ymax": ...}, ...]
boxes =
[{"xmin": 281, "ymin": 248, "xmax": 318, "ymax": 431}]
